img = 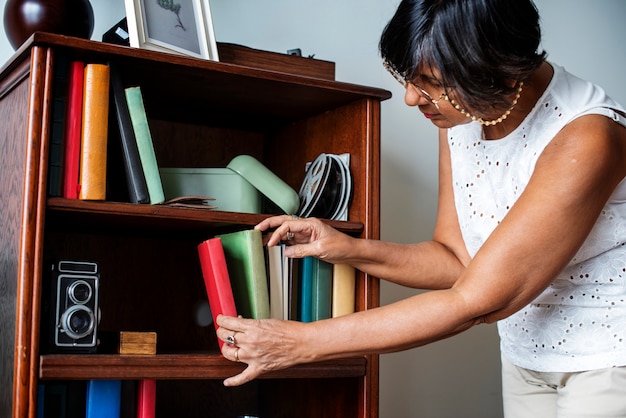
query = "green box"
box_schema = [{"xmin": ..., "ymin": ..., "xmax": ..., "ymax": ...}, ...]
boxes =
[
  {"xmin": 159, "ymin": 155, "xmax": 300, "ymax": 215},
  {"xmin": 160, "ymin": 167, "xmax": 261, "ymax": 213}
]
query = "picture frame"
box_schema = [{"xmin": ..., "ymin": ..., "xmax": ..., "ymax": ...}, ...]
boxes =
[{"xmin": 124, "ymin": 0, "xmax": 219, "ymax": 61}]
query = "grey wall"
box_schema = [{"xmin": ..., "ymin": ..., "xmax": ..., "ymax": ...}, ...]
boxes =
[{"xmin": 1, "ymin": 1, "xmax": 624, "ymax": 417}]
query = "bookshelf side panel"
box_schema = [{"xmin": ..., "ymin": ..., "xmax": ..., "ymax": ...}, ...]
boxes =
[{"xmin": 0, "ymin": 61, "xmax": 31, "ymax": 418}]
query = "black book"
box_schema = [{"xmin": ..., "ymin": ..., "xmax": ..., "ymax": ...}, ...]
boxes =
[
  {"xmin": 47, "ymin": 54, "xmax": 70, "ymax": 197},
  {"xmin": 37, "ymin": 380, "xmax": 87, "ymax": 418},
  {"xmin": 110, "ymin": 61, "xmax": 150, "ymax": 204}
]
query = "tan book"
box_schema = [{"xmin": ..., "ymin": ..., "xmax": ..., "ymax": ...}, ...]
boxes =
[{"xmin": 332, "ymin": 263, "xmax": 356, "ymax": 318}]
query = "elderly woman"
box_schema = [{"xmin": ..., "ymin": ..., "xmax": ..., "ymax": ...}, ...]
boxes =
[{"xmin": 216, "ymin": 0, "xmax": 626, "ymax": 416}]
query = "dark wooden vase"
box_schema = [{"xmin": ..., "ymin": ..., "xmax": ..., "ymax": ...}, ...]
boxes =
[{"xmin": 3, "ymin": 0, "xmax": 94, "ymax": 50}]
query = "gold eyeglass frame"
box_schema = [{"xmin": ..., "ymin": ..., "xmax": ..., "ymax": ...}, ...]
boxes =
[{"xmin": 383, "ymin": 60, "xmax": 449, "ymax": 110}]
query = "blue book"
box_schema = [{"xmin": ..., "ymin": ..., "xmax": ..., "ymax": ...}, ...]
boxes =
[
  {"xmin": 86, "ymin": 380, "xmax": 121, "ymax": 418},
  {"xmin": 299, "ymin": 256, "xmax": 315, "ymax": 322}
]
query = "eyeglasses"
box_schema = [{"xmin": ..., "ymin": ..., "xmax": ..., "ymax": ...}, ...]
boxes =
[{"xmin": 383, "ymin": 60, "xmax": 449, "ymax": 110}]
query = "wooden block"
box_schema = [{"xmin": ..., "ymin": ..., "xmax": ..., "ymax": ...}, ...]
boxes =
[{"xmin": 119, "ymin": 331, "xmax": 157, "ymax": 355}]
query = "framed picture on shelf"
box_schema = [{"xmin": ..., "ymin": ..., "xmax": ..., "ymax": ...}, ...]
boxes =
[{"xmin": 124, "ymin": 0, "xmax": 219, "ymax": 60}]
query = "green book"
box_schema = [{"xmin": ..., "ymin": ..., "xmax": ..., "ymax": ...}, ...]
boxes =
[
  {"xmin": 311, "ymin": 258, "xmax": 332, "ymax": 321},
  {"xmin": 218, "ymin": 229, "xmax": 270, "ymax": 319},
  {"xmin": 124, "ymin": 86, "xmax": 165, "ymax": 204}
]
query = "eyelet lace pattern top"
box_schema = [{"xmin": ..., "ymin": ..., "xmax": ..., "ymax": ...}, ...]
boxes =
[{"xmin": 447, "ymin": 63, "xmax": 626, "ymax": 372}]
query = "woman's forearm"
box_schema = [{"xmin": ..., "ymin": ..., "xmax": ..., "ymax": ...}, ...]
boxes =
[
  {"xmin": 299, "ymin": 287, "xmax": 481, "ymax": 362},
  {"xmin": 344, "ymin": 238, "xmax": 466, "ymax": 290}
]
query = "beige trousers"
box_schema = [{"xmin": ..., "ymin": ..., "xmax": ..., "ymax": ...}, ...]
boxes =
[{"xmin": 501, "ymin": 355, "xmax": 626, "ymax": 418}]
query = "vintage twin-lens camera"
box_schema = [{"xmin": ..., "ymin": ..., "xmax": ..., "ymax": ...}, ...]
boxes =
[{"xmin": 46, "ymin": 260, "xmax": 100, "ymax": 353}]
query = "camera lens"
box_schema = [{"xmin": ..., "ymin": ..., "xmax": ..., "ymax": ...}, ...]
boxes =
[
  {"xmin": 61, "ymin": 305, "xmax": 95, "ymax": 340},
  {"xmin": 68, "ymin": 280, "xmax": 92, "ymax": 304},
  {"xmin": 70, "ymin": 310, "xmax": 91, "ymax": 332}
]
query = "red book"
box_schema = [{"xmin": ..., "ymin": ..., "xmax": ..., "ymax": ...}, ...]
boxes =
[
  {"xmin": 197, "ymin": 238, "xmax": 237, "ymax": 349},
  {"xmin": 63, "ymin": 61, "xmax": 84, "ymax": 199},
  {"xmin": 136, "ymin": 379, "xmax": 156, "ymax": 418}
]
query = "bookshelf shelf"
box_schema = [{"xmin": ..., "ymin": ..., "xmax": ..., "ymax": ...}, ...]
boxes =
[
  {"xmin": 46, "ymin": 197, "xmax": 365, "ymax": 236},
  {"xmin": 39, "ymin": 354, "xmax": 367, "ymax": 380},
  {"xmin": 0, "ymin": 33, "xmax": 387, "ymax": 417}
]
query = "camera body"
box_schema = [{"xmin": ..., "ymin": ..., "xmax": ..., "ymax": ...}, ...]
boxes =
[{"xmin": 45, "ymin": 260, "xmax": 100, "ymax": 353}]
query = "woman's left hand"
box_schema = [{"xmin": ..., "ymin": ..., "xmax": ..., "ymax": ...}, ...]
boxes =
[
  {"xmin": 255, "ymin": 215, "xmax": 353, "ymax": 263},
  {"xmin": 216, "ymin": 314, "xmax": 311, "ymax": 386}
]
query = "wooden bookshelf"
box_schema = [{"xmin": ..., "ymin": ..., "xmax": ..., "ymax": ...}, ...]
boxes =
[{"xmin": 0, "ymin": 33, "xmax": 390, "ymax": 418}]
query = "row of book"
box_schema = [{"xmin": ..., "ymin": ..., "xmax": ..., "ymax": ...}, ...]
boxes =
[
  {"xmin": 198, "ymin": 229, "xmax": 356, "ymax": 338},
  {"xmin": 267, "ymin": 245, "xmax": 357, "ymax": 322},
  {"xmin": 37, "ymin": 379, "xmax": 154, "ymax": 418},
  {"xmin": 48, "ymin": 57, "xmax": 165, "ymax": 204}
]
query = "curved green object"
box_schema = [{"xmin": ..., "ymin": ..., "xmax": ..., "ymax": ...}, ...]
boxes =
[{"xmin": 227, "ymin": 155, "xmax": 300, "ymax": 215}]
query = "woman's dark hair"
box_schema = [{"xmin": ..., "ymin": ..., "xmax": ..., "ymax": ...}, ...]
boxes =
[{"xmin": 379, "ymin": 0, "xmax": 546, "ymax": 112}]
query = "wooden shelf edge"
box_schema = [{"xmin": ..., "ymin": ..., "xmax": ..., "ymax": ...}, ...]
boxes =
[
  {"xmin": 39, "ymin": 354, "xmax": 367, "ymax": 380},
  {"xmin": 46, "ymin": 197, "xmax": 365, "ymax": 235}
]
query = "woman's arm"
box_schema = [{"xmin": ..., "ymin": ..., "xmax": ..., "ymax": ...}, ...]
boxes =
[
  {"xmin": 220, "ymin": 115, "xmax": 626, "ymax": 386},
  {"xmin": 459, "ymin": 115, "xmax": 626, "ymax": 322},
  {"xmin": 256, "ymin": 130, "xmax": 469, "ymax": 290}
]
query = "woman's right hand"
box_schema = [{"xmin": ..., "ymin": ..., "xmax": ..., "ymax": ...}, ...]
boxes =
[{"xmin": 255, "ymin": 215, "xmax": 353, "ymax": 263}]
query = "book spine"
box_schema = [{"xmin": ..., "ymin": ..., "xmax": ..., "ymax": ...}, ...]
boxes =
[
  {"xmin": 124, "ymin": 86, "xmax": 165, "ymax": 204},
  {"xmin": 36, "ymin": 383, "xmax": 44, "ymax": 418},
  {"xmin": 299, "ymin": 256, "xmax": 314, "ymax": 323},
  {"xmin": 63, "ymin": 60, "xmax": 85, "ymax": 199},
  {"xmin": 136, "ymin": 379, "xmax": 156, "ymax": 418},
  {"xmin": 37, "ymin": 381, "xmax": 87, "ymax": 417},
  {"xmin": 109, "ymin": 63, "xmax": 150, "ymax": 204},
  {"xmin": 267, "ymin": 245, "xmax": 284, "ymax": 319},
  {"xmin": 119, "ymin": 380, "xmax": 137, "ymax": 418},
  {"xmin": 311, "ymin": 258, "xmax": 332, "ymax": 321},
  {"xmin": 288, "ymin": 257, "xmax": 300, "ymax": 320},
  {"xmin": 85, "ymin": 380, "xmax": 121, "ymax": 418},
  {"xmin": 245, "ymin": 230, "xmax": 271, "ymax": 319},
  {"xmin": 219, "ymin": 229, "xmax": 271, "ymax": 319},
  {"xmin": 198, "ymin": 237, "xmax": 238, "ymax": 349},
  {"xmin": 281, "ymin": 244, "xmax": 290, "ymax": 320},
  {"xmin": 79, "ymin": 63, "xmax": 110, "ymax": 200},
  {"xmin": 332, "ymin": 263, "xmax": 356, "ymax": 317},
  {"xmin": 48, "ymin": 55, "xmax": 69, "ymax": 197}
]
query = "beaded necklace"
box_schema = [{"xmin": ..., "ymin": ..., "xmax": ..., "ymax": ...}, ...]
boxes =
[{"xmin": 447, "ymin": 82, "xmax": 524, "ymax": 126}]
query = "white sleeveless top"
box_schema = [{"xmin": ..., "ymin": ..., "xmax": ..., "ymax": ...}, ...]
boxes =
[{"xmin": 448, "ymin": 63, "xmax": 626, "ymax": 372}]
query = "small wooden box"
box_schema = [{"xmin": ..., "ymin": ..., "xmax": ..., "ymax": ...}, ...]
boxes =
[
  {"xmin": 118, "ymin": 331, "xmax": 157, "ymax": 355},
  {"xmin": 217, "ymin": 42, "xmax": 336, "ymax": 80}
]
